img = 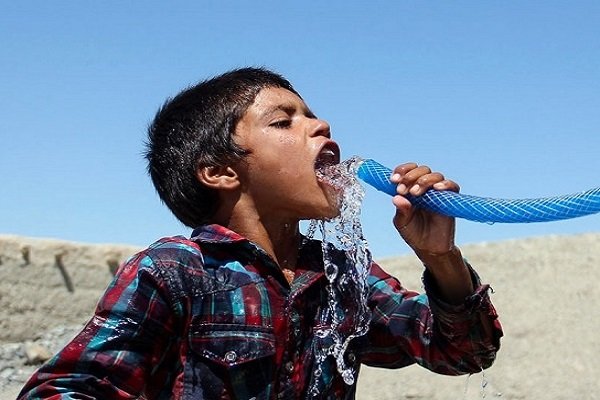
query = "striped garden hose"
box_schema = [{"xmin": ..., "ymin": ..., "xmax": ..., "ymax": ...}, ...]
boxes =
[{"xmin": 356, "ymin": 158, "xmax": 600, "ymax": 223}]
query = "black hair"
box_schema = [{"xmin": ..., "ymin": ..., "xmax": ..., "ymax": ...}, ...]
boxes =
[{"xmin": 145, "ymin": 67, "xmax": 299, "ymax": 227}]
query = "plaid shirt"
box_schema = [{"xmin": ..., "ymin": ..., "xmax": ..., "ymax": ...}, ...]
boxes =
[{"xmin": 19, "ymin": 224, "xmax": 502, "ymax": 399}]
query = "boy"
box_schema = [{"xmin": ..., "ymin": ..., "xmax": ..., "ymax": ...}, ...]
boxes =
[{"xmin": 19, "ymin": 67, "xmax": 502, "ymax": 399}]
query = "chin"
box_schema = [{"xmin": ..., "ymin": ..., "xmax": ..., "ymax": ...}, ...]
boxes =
[
  {"xmin": 315, "ymin": 204, "xmax": 341, "ymax": 220},
  {"xmin": 300, "ymin": 204, "xmax": 340, "ymax": 221}
]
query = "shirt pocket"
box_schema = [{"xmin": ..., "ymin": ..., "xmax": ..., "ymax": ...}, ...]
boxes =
[
  {"xmin": 187, "ymin": 321, "xmax": 277, "ymax": 399},
  {"xmin": 189, "ymin": 321, "xmax": 276, "ymax": 367}
]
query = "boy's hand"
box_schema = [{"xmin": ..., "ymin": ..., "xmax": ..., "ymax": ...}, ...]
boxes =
[{"xmin": 390, "ymin": 163, "xmax": 460, "ymax": 254}]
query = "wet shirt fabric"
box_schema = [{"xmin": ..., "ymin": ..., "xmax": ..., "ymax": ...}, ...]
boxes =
[{"xmin": 19, "ymin": 224, "xmax": 502, "ymax": 399}]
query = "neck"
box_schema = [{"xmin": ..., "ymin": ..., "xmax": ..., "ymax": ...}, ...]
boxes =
[{"xmin": 216, "ymin": 206, "xmax": 302, "ymax": 270}]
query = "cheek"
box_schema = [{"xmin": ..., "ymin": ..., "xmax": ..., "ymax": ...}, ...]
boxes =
[
  {"xmin": 277, "ymin": 136, "xmax": 307, "ymax": 161},
  {"xmin": 278, "ymin": 134, "xmax": 298, "ymax": 147}
]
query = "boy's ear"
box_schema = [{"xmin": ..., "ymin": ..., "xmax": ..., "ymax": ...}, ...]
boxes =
[{"xmin": 197, "ymin": 165, "xmax": 241, "ymax": 191}]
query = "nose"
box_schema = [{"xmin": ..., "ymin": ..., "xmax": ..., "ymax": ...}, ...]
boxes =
[{"xmin": 309, "ymin": 118, "xmax": 331, "ymax": 139}]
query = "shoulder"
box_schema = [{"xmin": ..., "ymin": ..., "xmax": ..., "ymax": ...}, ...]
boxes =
[
  {"xmin": 117, "ymin": 236, "xmax": 205, "ymax": 281},
  {"xmin": 146, "ymin": 236, "xmax": 204, "ymax": 261},
  {"xmin": 114, "ymin": 236, "xmax": 213, "ymax": 302}
]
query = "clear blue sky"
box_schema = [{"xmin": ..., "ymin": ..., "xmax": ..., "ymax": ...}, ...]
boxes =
[{"xmin": 1, "ymin": 2, "xmax": 599, "ymax": 258}]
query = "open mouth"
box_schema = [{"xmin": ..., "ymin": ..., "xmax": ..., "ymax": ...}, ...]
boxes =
[
  {"xmin": 314, "ymin": 142, "xmax": 341, "ymax": 171},
  {"xmin": 314, "ymin": 142, "xmax": 345, "ymax": 213}
]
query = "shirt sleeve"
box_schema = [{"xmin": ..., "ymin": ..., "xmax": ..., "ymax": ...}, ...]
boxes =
[
  {"xmin": 18, "ymin": 250, "xmax": 182, "ymax": 399},
  {"xmin": 360, "ymin": 261, "xmax": 502, "ymax": 375}
]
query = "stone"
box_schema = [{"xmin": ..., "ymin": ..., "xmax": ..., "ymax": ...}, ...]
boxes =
[{"xmin": 23, "ymin": 342, "xmax": 52, "ymax": 364}]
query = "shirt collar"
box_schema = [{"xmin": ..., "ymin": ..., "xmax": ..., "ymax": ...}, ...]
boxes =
[
  {"xmin": 190, "ymin": 224, "xmax": 250, "ymax": 245},
  {"xmin": 191, "ymin": 224, "xmax": 327, "ymax": 291}
]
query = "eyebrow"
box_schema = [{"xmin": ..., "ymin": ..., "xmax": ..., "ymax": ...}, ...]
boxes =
[{"xmin": 261, "ymin": 102, "xmax": 316, "ymax": 120}]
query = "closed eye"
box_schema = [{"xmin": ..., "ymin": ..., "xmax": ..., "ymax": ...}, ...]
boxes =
[{"xmin": 269, "ymin": 119, "xmax": 292, "ymax": 129}]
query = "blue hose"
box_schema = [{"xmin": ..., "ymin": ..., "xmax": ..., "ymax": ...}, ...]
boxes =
[{"xmin": 356, "ymin": 159, "xmax": 600, "ymax": 223}]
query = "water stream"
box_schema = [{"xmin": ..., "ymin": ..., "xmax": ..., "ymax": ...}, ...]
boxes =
[{"xmin": 305, "ymin": 156, "xmax": 372, "ymax": 391}]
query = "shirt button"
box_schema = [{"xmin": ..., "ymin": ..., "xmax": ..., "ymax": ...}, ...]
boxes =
[
  {"xmin": 348, "ymin": 352, "xmax": 356, "ymax": 363},
  {"xmin": 224, "ymin": 351, "xmax": 237, "ymax": 363},
  {"xmin": 285, "ymin": 361, "xmax": 294, "ymax": 372}
]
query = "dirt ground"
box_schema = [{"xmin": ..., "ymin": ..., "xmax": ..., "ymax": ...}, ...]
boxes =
[{"xmin": 1, "ymin": 233, "xmax": 598, "ymax": 399}]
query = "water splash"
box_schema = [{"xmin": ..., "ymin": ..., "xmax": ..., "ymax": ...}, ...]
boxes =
[{"xmin": 306, "ymin": 156, "xmax": 372, "ymax": 390}]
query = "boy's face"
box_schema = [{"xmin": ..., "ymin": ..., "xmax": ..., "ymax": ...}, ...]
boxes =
[{"xmin": 233, "ymin": 87, "xmax": 341, "ymax": 220}]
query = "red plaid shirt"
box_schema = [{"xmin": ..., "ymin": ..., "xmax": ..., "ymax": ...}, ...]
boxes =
[{"xmin": 19, "ymin": 224, "xmax": 502, "ymax": 399}]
